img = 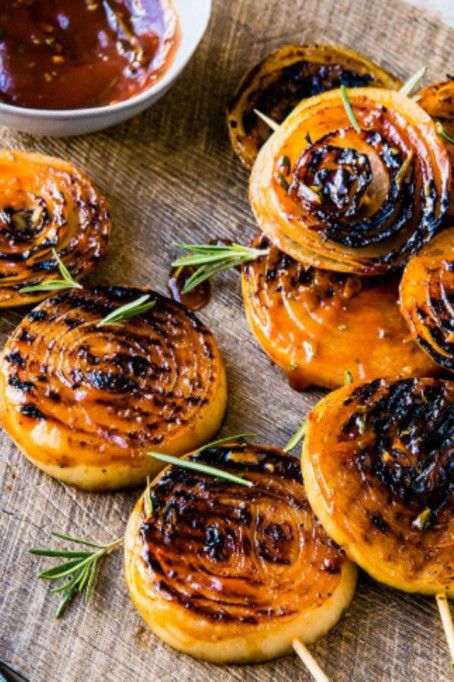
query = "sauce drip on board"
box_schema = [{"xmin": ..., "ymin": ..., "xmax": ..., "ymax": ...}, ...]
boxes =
[
  {"xmin": 0, "ymin": 0, "xmax": 178, "ymax": 110},
  {"xmin": 167, "ymin": 266, "xmax": 211, "ymax": 311}
]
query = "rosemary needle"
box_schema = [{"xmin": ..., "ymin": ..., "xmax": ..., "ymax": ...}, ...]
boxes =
[
  {"xmin": 283, "ymin": 420, "xmax": 307, "ymax": 452},
  {"xmin": 96, "ymin": 294, "xmax": 156, "ymax": 327},
  {"xmin": 399, "ymin": 65, "xmax": 427, "ymax": 97},
  {"xmin": 340, "ymin": 85, "xmax": 360, "ymax": 132},
  {"xmin": 20, "ymin": 248, "xmax": 83, "ymax": 294}
]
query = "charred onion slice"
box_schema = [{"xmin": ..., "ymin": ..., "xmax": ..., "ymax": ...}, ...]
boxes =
[
  {"xmin": 227, "ymin": 44, "xmax": 400, "ymax": 169},
  {"xmin": 419, "ymin": 80, "xmax": 454, "ymax": 221},
  {"xmin": 242, "ymin": 234, "xmax": 439, "ymax": 390},
  {"xmin": 302, "ymin": 378, "xmax": 454, "ymax": 596},
  {"xmin": 0, "ymin": 150, "xmax": 110, "ymax": 306},
  {"xmin": 400, "ymin": 229, "xmax": 454, "ymax": 371},
  {"xmin": 0, "ymin": 287, "xmax": 227, "ymax": 491},
  {"xmin": 250, "ymin": 88, "xmax": 451, "ymax": 275},
  {"xmin": 125, "ymin": 443, "xmax": 357, "ymax": 663}
]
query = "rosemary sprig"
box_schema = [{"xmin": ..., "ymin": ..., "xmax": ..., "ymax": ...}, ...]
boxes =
[
  {"xmin": 340, "ymin": 85, "xmax": 360, "ymax": 132},
  {"xmin": 437, "ymin": 122, "xmax": 454, "ymax": 145},
  {"xmin": 20, "ymin": 249, "xmax": 82, "ymax": 294},
  {"xmin": 172, "ymin": 243, "xmax": 269, "ymax": 294},
  {"xmin": 399, "ymin": 65, "xmax": 427, "ymax": 97},
  {"xmin": 283, "ymin": 419, "xmax": 307, "ymax": 452},
  {"xmin": 148, "ymin": 433, "xmax": 256, "ymax": 487},
  {"xmin": 395, "ymin": 151, "xmax": 414, "ymax": 185},
  {"xmin": 30, "ymin": 531, "xmax": 123, "ymax": 618},
  {"xmin": 96, "ymin": 294, "xmax": 156, "ymax": 328}
]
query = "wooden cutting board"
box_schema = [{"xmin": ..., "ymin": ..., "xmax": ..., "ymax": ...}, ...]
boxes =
[{"xmin": 0, "ymin": 1, "xmax": 453, "ymax": 680}]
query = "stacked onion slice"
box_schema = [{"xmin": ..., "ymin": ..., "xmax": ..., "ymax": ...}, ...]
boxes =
[
  {"xmin": 400, "ymin": 229, "xmax": 454, "ymax": 371},
  {"xmin": 302, "ymin": 377, "xmax": 454, "ymax": 596},
  {"xmin": 0, "ymin": 287, "xmax": 227, "ymax": 491},
  {"xmin": 0, "ymin": 150, "xmax": 111, "ymax": 306},
  {"xmin": 242, "ymin": 234, "xmax": 439, "ymax": 390},
  {"xmin": 419, "ymin": 79, "xmax": 454, "ymax": 221},
  {"xmin": 125, "ymin": 442, "xmax": 357, "ymax": 663},
  {"xmin": 227, "ymin": 44, "xmax": 400, "ymax": 168},
  {"xmin": 250, "ymin": 88, "xmax": 450, "ymax": 274}
]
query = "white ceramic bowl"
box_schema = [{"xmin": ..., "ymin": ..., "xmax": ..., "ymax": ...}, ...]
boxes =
[{"xmin": 0, "ymin": 0, "xmax": 211, "ymax": 137}]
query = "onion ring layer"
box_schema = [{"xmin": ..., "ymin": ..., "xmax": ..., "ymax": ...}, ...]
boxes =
[
  {"xmin": 228, "ymin": 44, "xmax": 400, "ymax": 168},
  {"xmin": 250, "ymin": 88, "xmax": 451, "ymax": 274},
  {"xmin": 242, "ymin": 234, "xmax": 439, "ymax": 390},
  {"xmin": 419, "ymin": 80, "xmax": 454, "ymax": 221},
  {"xmin": 302, "ymin": 377, "xmax": 454, "ymax": 595},
  {"xmin": 400, "ymin": 228, "xmax": 454, "ymax": 371},
  {"xmin": 0, "ymin": 287, "xmax": 227, "ymax": 490},
  {"xmin": 0, "ymin": 150, "xmax": 111, "ymax": 306},
  {"xmin": 125, "ymin": 443, "xmax": 357, "ymax": 663}
]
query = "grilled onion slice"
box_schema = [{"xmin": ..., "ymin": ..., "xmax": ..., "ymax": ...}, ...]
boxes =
[
  {"xmin": 0, "ymin": 287, "xmax": 227, "ymax": 491},
  {"xmin": 400, "ymin": 228, "xmax": 454, "ymax": 371},
  {"xmin": 250, "ymin": 88, "xmax": 451, "ymax": 275},
  {"xmin": 227, "ymin": 44, "xmax": 400, "ymax": 169},
  {"xmin": 419, "ymin": 80, "xmax": 454, "ymax": 221},
  {"xmin": 0, "ymin": 150, "xmax": 110, "ymax": 307},
  {"xmin": 242, "ymin": 234, "xmax": 439, "ymax": 390},
  {"xmin": 125, "ymin": 443, "xmax": 357, "ymax": 663},
  {"xmin": 302, "ymin": 377, "xmax": 454, "ymax": 596}
]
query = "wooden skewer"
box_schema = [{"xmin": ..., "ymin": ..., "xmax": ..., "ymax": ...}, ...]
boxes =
[
  {"xmin": 436, "ymin": 593, "xmax": 454, "ymax": 666},
  {"xmin": 254, "ymin": 108, "xmax": 280, "ymax": 132},
  {"xmin": 292, "ymin": 638, "xmax": 330, "ymax": 682}
]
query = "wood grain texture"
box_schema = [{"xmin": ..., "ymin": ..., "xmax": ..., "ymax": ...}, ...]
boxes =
[{"xmin": 0, "ymin": 0, "xmax": 453, "ymax": 680}]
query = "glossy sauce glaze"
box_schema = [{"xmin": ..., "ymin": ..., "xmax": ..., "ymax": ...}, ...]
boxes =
[
  {"xmin": 302, "ymin": 378, "xmax": 454, "ymax": 595},
  {"xmin": 167, "ymin": 265, "xmax": 211, "ymax": 311},
  {"xmin": 0, "ymin": 0, "xmax": 178, "ymax": 110}
]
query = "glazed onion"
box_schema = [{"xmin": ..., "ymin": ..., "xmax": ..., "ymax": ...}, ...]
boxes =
[
  {"xmin": 242, "ymin": 234, "xmax": 439, "ymax": 390},
  {"xmin": 125, "ymin": 442, "xmax": 357, "ymax": 663},
  {"xmin": 400, "ymin": 228, "xmax": 454, "ymax": 371},
  {"xmin": 227, "ymin": 44, "xmax": 400, "ymax": 169},
  {"xmin": 250, "ymin": 87, "xmax": 451, "ymax": 275},
  {"xmin": 419, "ymin": 80, "xmax": 454, "ymax": 221},
  {"xmin": 302, "ymin": 377, "xmax": 454, "ymax": 596},
  {"xmin": 0, "ymin": 287, "xmax": 227, "ymax": 491},
  {"xmin": 0, "ymin": 150, "xmax": 110, "ymax": 306}
]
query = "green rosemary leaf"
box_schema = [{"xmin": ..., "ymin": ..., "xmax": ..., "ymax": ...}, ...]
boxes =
[
  {"xmin": 395, "ymin": 151, "xmax": 414, "ymax": 185},
  {"xmin": 147, "ymin": 452, "xmax": 254, "ymax": 487},
  {"xmin": 197, "ymin": 433, "xmax": 256, "ymax": 452},
  {"xmin": 51, "ymin": 569, "xmax": 86, "ymax": 594},
  {"xmin": 399, "ymin": 65, "xmax": 427, "ymax": 97},
  {"xmin": 29, "ymin": 549, "xmax": 91, "ymax": 558},
  {"xmin": 84, "ymin": 559, "xmax": 99, "ymax": 604},
  {"xmin": 340, "ymin": 85, "xmax": 360, "ymax": 132},
  {"xmin": 50, "ymin": 531, "xmax": 103, "ymax": 548},
  {"xmin": 38, "ymin": 556, "xmax": 94, "ymax": 581},
  {"xmin": 96, "ymin": 295, "xmax": 156, "ymax": 328},
  {"xmin": 283, "ymin": 420, "xmax": 307, "ymax": 452},
  {"xmin": 172, "ymin": 243, "xmax": 269, "ymax": 294},
  {"xmin": 56, "ymin": 583, "xmax": 79, "ymax": 619},
  {"xmin": 437, "ymin": 122, "xmax": 454, "ymax": 145},
  {"xmin": 20, "ymin": 248, "xmax": 82, "ymax": 294}
]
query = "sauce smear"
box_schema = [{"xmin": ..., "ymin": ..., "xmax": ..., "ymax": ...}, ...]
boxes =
[
  {"xmin": 168, "ymin": 266, "xmax": 211, "ymax": 311},
  {"xmin": 0, "ymin": 0, "xmax": 178, "ymax": 110}
]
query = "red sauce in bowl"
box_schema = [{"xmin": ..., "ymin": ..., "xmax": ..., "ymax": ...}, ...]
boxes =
[{"xmin": 0, "ymin": 0, "xmax": 179, "ymax": 110}]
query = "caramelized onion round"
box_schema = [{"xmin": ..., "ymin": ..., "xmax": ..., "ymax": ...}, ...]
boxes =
[
  {"xmin": 400, "ymin": 228, "xmax": 454, "ymax": 371},
  {"xmin": 302, "ymin": 377, "xmax": 454, "ymax": 595},
  {"xmin": 419, "ymin": 80, "xmax": 454, "ymax": 221},
  {"xmin": 0, "ymin": 150, "xmax": 110, "ymax": 306},
  {"xmin": 250, "ymin": 88, "xmax": 451, "ymax": 275},
  {"xmin": 227, "ymin": 44, "xmax": 400, "ymax": 168},
  {"xmin": 242, "ymin": 234, "xmax": 439, "ymax": 390},
  {"xmin": 0, "ymin": 287, "xmax": 227, "ymax": 491},
  {"xmin": 125, "ymin": 443, "xmax": 357, "ymax": 663}
]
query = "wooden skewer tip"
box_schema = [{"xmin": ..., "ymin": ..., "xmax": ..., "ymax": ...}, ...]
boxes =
[
  {"xmin": 436, "ymin": 593, "xmax": 454, "ymax": 667},
  {"xmin": 292, "ymin": 638, "xmax": 330, "ymax": 682}
]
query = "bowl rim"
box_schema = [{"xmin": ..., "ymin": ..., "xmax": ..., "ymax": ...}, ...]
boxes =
[{"xmin": 0, "ymin": 0, "xmax": 212, "ymax": 120}]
